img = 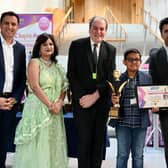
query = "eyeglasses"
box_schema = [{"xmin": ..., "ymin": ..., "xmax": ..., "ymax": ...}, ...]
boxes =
[{"xmin": 126, "ymin": 58, "xmax": 141, "ymax": 63}]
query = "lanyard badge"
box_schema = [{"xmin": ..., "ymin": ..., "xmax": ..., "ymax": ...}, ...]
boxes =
[{"xmin": 92, "ymin": 73, "xmax": 97, "ymax": 79}]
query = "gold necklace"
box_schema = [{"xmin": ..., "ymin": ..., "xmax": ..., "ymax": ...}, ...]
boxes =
[{"xmin": 40, "ymin": 57, "xmax": 52, "ymax": 67}]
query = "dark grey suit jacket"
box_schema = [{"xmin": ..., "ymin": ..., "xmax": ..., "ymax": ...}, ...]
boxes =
[
  {"xmin": 67, "ymin": 37, "xmax": 116, "ymax": 109},
  {"xmin": 149, "ymin": 46, "xmax": 168, "ymax": 85}
]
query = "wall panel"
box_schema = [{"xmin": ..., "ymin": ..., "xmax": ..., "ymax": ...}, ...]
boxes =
[{"xmin": 73, "ymin": 0, "xmax": 144, "ymax": 23}]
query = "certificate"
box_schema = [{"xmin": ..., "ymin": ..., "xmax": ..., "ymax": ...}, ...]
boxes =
[{"xmin": 137, "ymin": 85, "xmax": 168, "ymax": 109}]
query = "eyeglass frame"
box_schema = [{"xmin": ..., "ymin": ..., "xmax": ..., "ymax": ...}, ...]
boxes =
[{"xmin": 126, "ymin": 57, "xmax": 141, "ymax": 63}]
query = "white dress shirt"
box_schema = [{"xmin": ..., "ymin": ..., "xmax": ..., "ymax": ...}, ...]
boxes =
[
  {"xmin": 90, "ymin": 39, "xmax": 101, "ymax": 60},
  {"xmin": 0, "ymin": 34, "xmax": 15, "ymax": 93}
]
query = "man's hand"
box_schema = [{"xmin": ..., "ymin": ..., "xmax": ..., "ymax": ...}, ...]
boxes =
[
  {"xmin": 7, "ymin": 97, "xmax": 17, "ymax": 105},
  {"xmin": 79, "ymin": 90, "xmax": 100, "ymax": 108},
  {"xmin": 0, "ymin": 97, "xmax": 15, "ymax": 110}
]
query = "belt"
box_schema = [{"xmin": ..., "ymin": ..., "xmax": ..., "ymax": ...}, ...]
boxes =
[{"xmin": 0, "ymin": 92, "xmax": 12, "ymax": 98}]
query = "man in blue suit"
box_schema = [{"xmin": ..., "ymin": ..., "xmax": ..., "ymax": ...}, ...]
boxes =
[{"xmin": 0, "ymin": 11, "xmax": 26, "ymax": 168}]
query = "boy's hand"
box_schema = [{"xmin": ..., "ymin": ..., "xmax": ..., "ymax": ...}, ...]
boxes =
[
  {"xmin": 111, "ymin": 93, "xmax": 120, "ymax": 105},
  {"xmin": 151, "ymin": 107, "xmax": 159, "ymax": 113}
]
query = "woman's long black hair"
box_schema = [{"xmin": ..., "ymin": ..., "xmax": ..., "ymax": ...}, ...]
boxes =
[{"xmin": 31, "ymin": 33, "xmax": 58, "ymax": 63}]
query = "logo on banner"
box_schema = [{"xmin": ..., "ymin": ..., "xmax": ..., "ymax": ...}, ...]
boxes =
[{"xmin": 38, "ymin": 16, "xmax": 50, "ymax": 31}]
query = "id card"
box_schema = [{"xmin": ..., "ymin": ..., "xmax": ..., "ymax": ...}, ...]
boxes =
[
  {"xmin": 130, "ymin": 98, "xmax": 137, "ymax": 105},
  {"xmin": 92, "ymin": 73, "xmax": 97, "ymax": 79}
]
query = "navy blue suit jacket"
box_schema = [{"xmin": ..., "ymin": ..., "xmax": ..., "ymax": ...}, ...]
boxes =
[{"xmin": 0, "ymin": 39, "xmax": 26, "ymax": 104}]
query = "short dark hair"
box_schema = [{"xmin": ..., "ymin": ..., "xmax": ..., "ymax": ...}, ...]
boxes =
[
  {"xmin": 0, "ymin": 11, "xmax": 20, "ymax": 24},
  {"xmin": 32, "ymin": 33, "xmax": 58, "ymax": 63},
  {"xmin": 124, "ymin": 48, "xmax": 141, "ymax": 60},
  {"xmin": 89, "ymin": 16, "xmax": 108, "ymax": 30},
  {"xmin": 159, "ymin": 17, "xmax": 168, "ymax": 34}
]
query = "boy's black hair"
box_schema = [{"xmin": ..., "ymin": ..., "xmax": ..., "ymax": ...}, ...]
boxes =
[{"xmin": 124, "ymin": 48, "xmax": 141, "ymax": 60}]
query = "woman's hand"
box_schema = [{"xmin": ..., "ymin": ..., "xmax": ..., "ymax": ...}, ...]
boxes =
[{"xmin": 49, "ymin": 100, "xmax": 63, "ymax": 114}]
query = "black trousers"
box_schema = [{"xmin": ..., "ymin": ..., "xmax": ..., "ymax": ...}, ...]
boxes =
[
  {"xmin": 159, "ymin": 112, "xmax": 168, "ymax": 168},
  {"xmin": 0, "ymin": 109, "xmax": 16, "ymax": 168},
  {"xmin": 74, "ymin": 103, "xmax": 109, "ymax": 168}
]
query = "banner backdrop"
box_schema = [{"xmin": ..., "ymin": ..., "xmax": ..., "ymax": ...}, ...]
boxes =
[{"xmin": 15, "ymin": 13, "xmax": 53, "ymax": 64}]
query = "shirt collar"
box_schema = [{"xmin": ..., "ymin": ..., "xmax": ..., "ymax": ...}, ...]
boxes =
[
  {"xmin": 90, "ymin": 38, "xmax": 101, "ymax": 49},
  {"xmin": 125, "ymin": 70, "xmax": 139, "ymax": 80},
  {"xmin": 0, "ymin": 33, "xmax": 16, "ymax": 46}
]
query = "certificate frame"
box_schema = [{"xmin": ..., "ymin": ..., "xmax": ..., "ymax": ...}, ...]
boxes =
[{"xmin": 136, "ymin": 85, "xmax": 168, "ymax": 109}]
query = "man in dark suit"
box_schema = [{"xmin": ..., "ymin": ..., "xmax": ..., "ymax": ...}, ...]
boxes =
[
  {"xmin": 67, "ymin": 16, "xmax": 116, "ymax": 168},
  {"xmin": 0, "ymin": 11, "xmax": 26, "ymax": 168},
  {"xmin": 149, "ymin": 17, "xmax": 168, "ymax": 167}
]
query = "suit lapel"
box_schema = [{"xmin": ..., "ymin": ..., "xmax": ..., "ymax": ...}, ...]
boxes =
[
  {"xmin": 13, "ymin": 42, "xmax": 18, "ymax": 77},
  {"xmin": 97, "ymin": 42, "xmax": 106, "ymax": 73},
  {"xmin": 98, "ymin": 42, "xmax": 106, "ymax": 64},
  {"xmin": 0, "ymin": 39, "xmax": 5, "ymax": 91},
  {"xmin": 86, "ymin": 39, "xmax": 94, "ymax": 73},
  {"xmin": 0, "ymin": 39, "xmax": 5, "ymax": 70},
  {"xmin": 161, "ymin": 47, "xmax": 168, "ymax": 62},
  {"xmin": 94, "ymin": 42, "xmax": 107, "ymax": 80}
]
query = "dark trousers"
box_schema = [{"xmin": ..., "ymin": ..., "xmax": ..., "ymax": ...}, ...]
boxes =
[
  {"xmin": 159, "ymin": 112, "xmax": 168, "ymax": 168},
  {"xmin": 0, "ymin": 110, "xmax": 16, "ymax": 168},
  {"xmin": 74, "ymin": 104, "xmax": 108, "ymax": 168}
]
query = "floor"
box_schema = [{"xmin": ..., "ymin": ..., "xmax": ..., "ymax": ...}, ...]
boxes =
[{"xmin": 6, "ymin": 138, "xmax": 166, "ymax": 168}]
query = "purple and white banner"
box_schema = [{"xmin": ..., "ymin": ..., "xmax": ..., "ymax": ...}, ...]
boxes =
[{"xmin": 15, "ymin": 13, "xmax": 53, "ymax": 63}]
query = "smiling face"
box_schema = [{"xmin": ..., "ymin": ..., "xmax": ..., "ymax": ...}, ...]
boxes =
[
  {"xmin": 89, "ymin": 17, "xmax": 107, "ymax": 43},
  {"xmin": 161, "ymin": 24, "xmax": 168, "ymax": 46},
  {"xmin": 40, "ymin": 38, "xmax": 54, "ymax": 59},
  {"xmin": 0, "ymin": 15, "xmax": 18, "ymax": 43},
  {"xmin": 123, "ymin": 52, "xmax": 141, "ymax": 75}
]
